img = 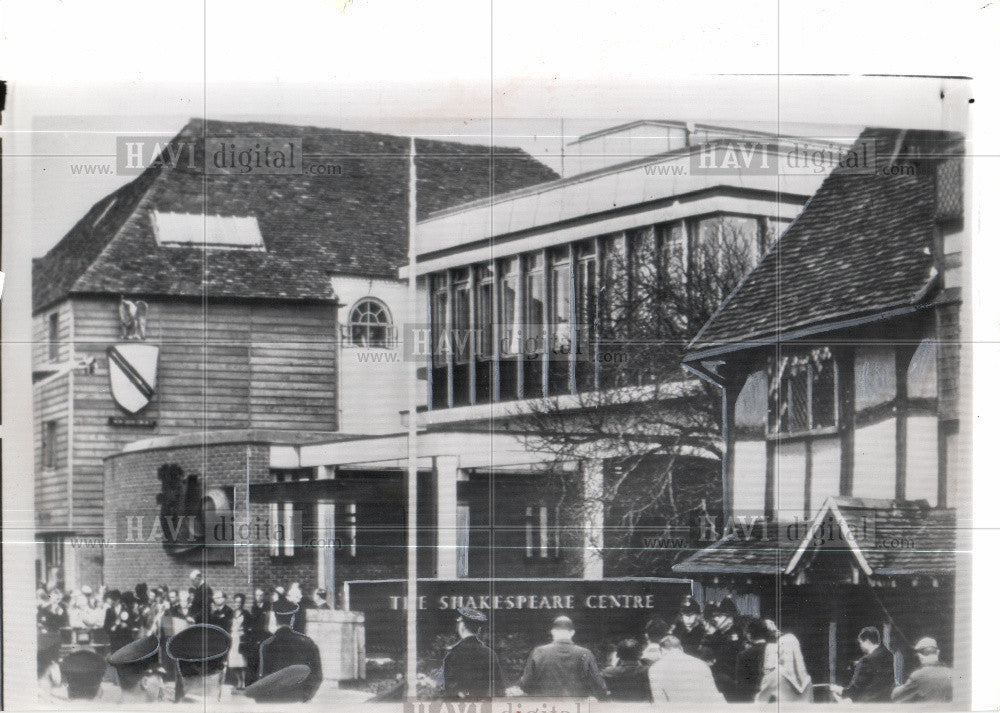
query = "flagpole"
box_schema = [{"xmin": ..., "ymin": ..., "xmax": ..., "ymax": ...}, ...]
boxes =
[{"xmin": 405, "ymin": 136, "xmax": 419, "ymax": 700}]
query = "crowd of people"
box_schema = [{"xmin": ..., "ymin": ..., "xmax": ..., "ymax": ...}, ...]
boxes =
[
  {"xmin": 439, "ymin": 596, "xmax": 953, "ymax": 704},
  {"xmin": 38, "ymin": 577, "xmax": 953, "ymax": 705},
  {"xmin": 37, "ymin": 569, "xmax": 330, "ymax": 703}
]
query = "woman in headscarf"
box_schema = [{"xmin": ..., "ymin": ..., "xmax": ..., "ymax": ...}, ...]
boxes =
[{"xmin": 755, "ymin": 621, "xmax": 812, "ymax": 703}]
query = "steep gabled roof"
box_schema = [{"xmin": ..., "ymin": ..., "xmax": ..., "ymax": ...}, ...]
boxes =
[
  {"xmin": 33, "ymin": 118, "xmax": 559, "ymax": 313},
  {"xmin": 686, "ymin": 128, "xmax": 963, "ymax": 356},
  {"xmin": 672, "ymin": 497, "xmax": 955, "ymax": 578}
]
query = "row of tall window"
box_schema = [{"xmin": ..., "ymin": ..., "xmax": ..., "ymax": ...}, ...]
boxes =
[{"xmin": 429, "ymin": 213, "xmax": 787, "ymax": 408}]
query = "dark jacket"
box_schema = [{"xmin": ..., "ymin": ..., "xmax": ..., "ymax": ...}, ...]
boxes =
[
  {"xmin": 206, "ymin": 604, "xmax": 234, "ymax": 632},
  {"xmin": 735, "ymin": 641, "xmax": 768, "ymax": 702},
  {"xmin": 702, "ymin": 622, "xmax": 745, "ymax": 701},
  {"xmin": 600, "ymin": 661, "xmax": 651, "ymax": 701},
  {"xmin": 190, "ymin": 584, "xmax": 212, "ymax": 623},
  {"xmin": 259, "ymin": 626, "xmax": 323, "ymax": 701},
  {"xmin": 442, "ymin": 635, "xmax": 505, "ymax": 699},
  {"xmin": 517, "ymin": 640, "xmax": 608, "ymax": 698},
  {"xmin": 244, "ymin": 605, "xmax": 269, "ymax": 640},
  {"xmin": 843, "ymin": 645, "xmax": 895, "ymax": 702},
  {"xmin": 669, "ymin": 617, "xmax": 707, "ymax": 657}
]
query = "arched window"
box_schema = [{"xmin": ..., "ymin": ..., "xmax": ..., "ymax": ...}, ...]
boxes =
[{"xmin": 349, "ymin": 298, "xmax": 392, "ymax": 348}]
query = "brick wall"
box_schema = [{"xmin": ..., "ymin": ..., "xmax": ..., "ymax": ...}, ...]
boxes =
[{"xmin": 104, "ymin": 441, "xmax": 319, "ymax": 594}]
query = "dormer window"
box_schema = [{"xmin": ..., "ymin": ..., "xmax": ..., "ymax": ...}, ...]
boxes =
[
  {"xmin": 151, "ymin": 211, "xmax": 265, "ymax": 250},
  {"xmin": 349, "ymin": 298, "xmax": 392, "ymax": 348}
]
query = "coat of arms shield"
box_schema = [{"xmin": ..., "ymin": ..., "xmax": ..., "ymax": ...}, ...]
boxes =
[{"xmin": 107, "ymin": 343, "xmax": 159, "ymax": 413}]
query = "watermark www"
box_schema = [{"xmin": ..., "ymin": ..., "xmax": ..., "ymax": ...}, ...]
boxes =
[{"xmin": 68, "ymin": 135, "xmax": 342, "ymax": 176}]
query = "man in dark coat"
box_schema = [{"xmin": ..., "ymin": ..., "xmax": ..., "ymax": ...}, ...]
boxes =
[
  {"xmin": 440, "ymin": 607, "xmax": 505, "ymax": 699},
  {"xmin": 188, "ymin": 570, "xmax": 212, "ymax": 624},
  {"xmin": 701, "ymin": 598, "xmax": 746, "ymax": 701},
  {"xmin": 512, "ymin": 616, "xmax": 607, "ymax": 698},
  {"xmin": 242, "ymin": 588, "xmax": 270, "ymax": 686},
  {"xmin": 600, "ymin": 638, "xmax": 651, "ymax": 701},
  {"xmin": 831, "ymin": 627, "xmax": 896, "ymax": 702},
  {"xmin": 734, "ymin": 617, "xmax": 771, "ymax": 702},
  {"xmin": 206, "ymin": 591, "xmax": 234, "ymax": 632},
  {"xmin": 258, "ymin": 598, "xmax": 323, "ymax": 701}
]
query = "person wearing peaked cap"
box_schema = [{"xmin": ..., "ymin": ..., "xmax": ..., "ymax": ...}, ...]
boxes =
[
  {"xmin": 892, "ymin": 636, "xmax": 952, "ymax": 702},
  {"xmin": 438, "ymin": 607, "xmax": 504, "ymax": 699},
  {"xmin": 258, "ymin": 598, "xmax": 323, "ymax": 701},
  {"xmin": 166, "ymin": 623, "xmax": 231, "ymax": 702},
  {"xmin": 59, "ymin": 648, "xmax": 107, "ymax": 700},
  {"xmin": 241, "ymin": 664, "xmax": 312, "ymax": 703},
  {"xmin": 701, "ymin": 597, "xmax": 746, "ymax": 701},
  {"xmin": 668, "ymin": 596, "xmax": 707, "ymax": 658},
  {"xmin": 108, "ymin": 633, "xmax": 164, "ymax": 702}
]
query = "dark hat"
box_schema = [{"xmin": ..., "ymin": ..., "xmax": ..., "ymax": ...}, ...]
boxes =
[
  {"xmin": 745, "ymin": 617, "xmax": 771, "ymax": 642},
  {"xmin": 456, "ymin": 606, "xmax": 488, "ymax": 628},
  {"xmin": 271, "ymin": 597, "xmax": 299, "ymax": 624},
  {"xmin": 678, "ymin": 595, "xmax": 702, "ymax": 615},
  {"xmin": 616, "ymin": 638, "xmax": 643, "ymax": 661},
  {"xmin": 60, "ymin": 649, "xmax": 107, "ymax": 700},
  {"xmin": 708, "ymin": 597, "xmax": 739, "ymax": 618},
  {"xmin": 166, "ymin": 624, "xmax": 231, "ymax": 677},
  {"xmin": 272, "ymin": 597, "xmax": 300, "ymax": 617},
  {"xmin": 243, "ymin": 664, "xmax": 312, "ymax": 703},
  {"xmin": 644, "ymin": 617, "xmax": 671, "ymax": 641},
  {"xmin": 107, "ymin": 634, "xmax": 159, "ymax": 690}
]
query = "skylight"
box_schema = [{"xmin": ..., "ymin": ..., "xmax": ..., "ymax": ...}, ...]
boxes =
[{"xmin": 151, "ymin": 211, "xmax": 265, "ymax": 249}]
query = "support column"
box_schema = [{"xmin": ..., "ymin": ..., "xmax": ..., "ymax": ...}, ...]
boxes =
[
  {"xmin": 316, "ymin": 466, "xmax": 336, "ymax": 597},
  {"xmin": 435, "ymin": 455, "xmax": 460, "ymax": 579},
  {"xmin": 62, "ymin": 537, "xmax": 79, "ymax": 591},
  {"xmin": 316, "ymin": 502, "xmax": 335, "ymax": 597},
  {"xmin": 582, "ymin": 458, "xmax": 604, "ymax": 580}
]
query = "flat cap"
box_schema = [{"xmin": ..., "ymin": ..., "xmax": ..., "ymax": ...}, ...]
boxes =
[{"xmin": 456, "ymin": 606, "xmax": 488, "ymax": 625}]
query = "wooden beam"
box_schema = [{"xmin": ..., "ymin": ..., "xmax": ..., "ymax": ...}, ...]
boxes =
[
  {"xmin": 895, "ymin": 347, "xmax": 909, "ymax": 500},
  {"xmin": 839, "ymin": 348, "xmax": 856, "ymax": 496},
  {"xmin": 249, "ymin": 478, "xmax": 406, "ymax": 504}
]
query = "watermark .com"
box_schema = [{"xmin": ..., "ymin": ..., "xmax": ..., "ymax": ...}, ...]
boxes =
[
  {"xmin": 69, "ymin": 135, "xmax": 342, "ymax": 176},
  {"xmin": 641, "ymin": 513, "xmax": 918, "ymax": 551}
]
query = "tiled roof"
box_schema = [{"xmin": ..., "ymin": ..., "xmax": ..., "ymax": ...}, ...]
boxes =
[
  {"xmin": 671, "ymin": 521, "xmax": 793, "ymax": 575},
  {"xmin": 33, "ymin": 118, "xmax": 558, "ymax": 313},
  {"xmin": 672, "ymin": 497, "xmax": 955, "ymax": 578},
  {"xmin": 687, "ymin": 128, "xmax": 964, "ymax": 355}
]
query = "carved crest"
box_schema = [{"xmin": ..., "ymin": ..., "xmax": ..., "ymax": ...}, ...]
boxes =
[
  {"xmin": 118, "ymin": 296, "xmax": 148, "ymax": 340},
  {"xmin": 155, "ymin": 464, "xmax": 203, "ymax": 556}
]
